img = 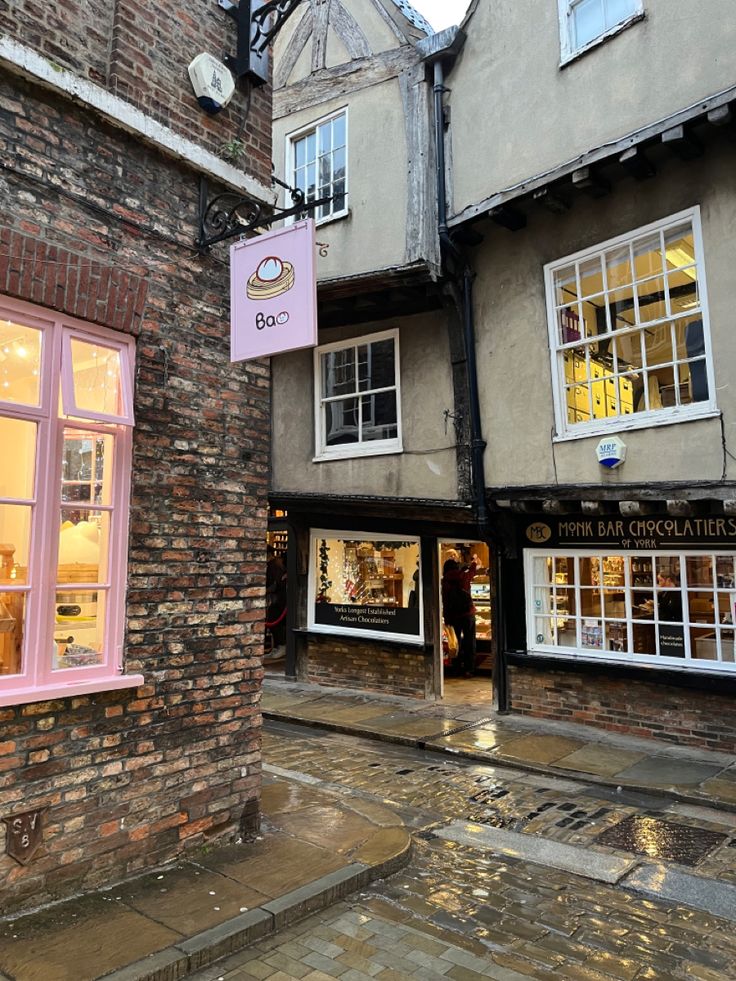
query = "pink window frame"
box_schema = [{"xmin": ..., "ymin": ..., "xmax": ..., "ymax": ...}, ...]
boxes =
[
  {"xmin": 60, "ymin": 330, "xmax": 135, "ymax": 426},
  {"xmin": 0, "ymin": 296, "xmax": 143, "ymax": 706}
]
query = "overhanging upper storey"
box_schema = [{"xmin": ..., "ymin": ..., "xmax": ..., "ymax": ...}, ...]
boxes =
[{"xmin": 446, "ymin": 0, "xmax": 736, "ymax": 230}]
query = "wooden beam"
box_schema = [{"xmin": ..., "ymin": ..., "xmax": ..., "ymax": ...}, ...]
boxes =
[
  {"xmin": 619, "ymin": 501, "xmax": 658, "ymax": 517},
  {"xmin": 708, "ymin": 104, "xmax": 733, "ymax": 126},
  {"xmin": 662, "ymin": 124, "xmax": 703, "ymax": 160},
  {"xmin": 666, "ymin": 499, "xmax": 695, "ymax": 517},
  {"xmin": 542, "ymin": 499, "xmax": 573, "ymax": 515},
  {"xmin": 489, "ymin": 205, "xmax": 526, "ymax": 231},
  {"xmin": 572, "ymin": 166, "xmax": 611, "ymax": 198},
  {"xmin": 619, "ymin": 146, "xmax": 656, "ymax": 180},
  {"xmin": 533, "ymin": 187, "xmax": 570, "ymax": 214}
]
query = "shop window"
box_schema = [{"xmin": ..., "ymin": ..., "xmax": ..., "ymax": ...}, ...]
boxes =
[
  {"xmin": 288, "ymin": 109, "xmax": 347, "ymax": 222},
  {"xmin": 0, "ymin": 298, "xmax": 138, "ymax": 706},
  {"xmin": 314, "ymin": 330, "xmax": 401, "ymax": 460},
  {"xmin": 559, "ymin": 0, "xmax": 644, "ymax": 62},
  {"xmin": 546, "ymin": 209, "xmax": 716, "ymax": 439},
  {"xmin": 526, "ymin": 549, "xmax": 736, "ymax": 671},
  {"xmin": 308, "ymin": 531, "xmax": 422, "ymax": 644}
]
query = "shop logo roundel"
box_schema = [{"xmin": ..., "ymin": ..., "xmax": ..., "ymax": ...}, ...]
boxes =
[{"xmin": 526, "ymin": 522, "xmax": 552, "ymax": 544}]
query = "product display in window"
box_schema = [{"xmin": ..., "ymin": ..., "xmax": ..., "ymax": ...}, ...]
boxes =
[
  {"xmin": 528, "ymin": 551, "xmax": 736, "ymax": 667},
  {"xmin": 0, "ymin": 303, "xmax": 134, "ymax": 697},
  {"xmin": 311, "ymin": 536, "xmax": 421, "ymax": 639},
  {"xmin": 551, "ymin": 216, "xmax": 711, "ymax": 432}
]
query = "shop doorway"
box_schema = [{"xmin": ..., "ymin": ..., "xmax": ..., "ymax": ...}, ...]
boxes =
[
  {"xmin": 264, "ymin": 518, "xmax": 288, "ymax": 673},
  {"xmin": 438, "ymin": 540, "xmax": 494, "ymax": 701}
]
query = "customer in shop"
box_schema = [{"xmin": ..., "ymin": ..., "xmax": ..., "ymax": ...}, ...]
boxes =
[
  {"xmin": 442, "ymin": 555, "xmax": 479, "ymax": 676},
  {"xmin": 657, "ymin": 570, "xmax": 683, "ymax": 622},
  {"xmin": 265, "ymin": 546, "xmax": 287, "ymax": 659}
]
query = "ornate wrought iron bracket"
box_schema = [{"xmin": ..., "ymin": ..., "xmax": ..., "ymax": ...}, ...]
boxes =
[
  {"xmin": 250, "ymin": 0, "xmax": 303, "ymax": 54},
  {"xmin": 196, "ymin": 175, "xmax": 331, "ymax": 251},
  {"xmin": 219, "ymin": 0, "xmax": 304, "ymax": 84}
]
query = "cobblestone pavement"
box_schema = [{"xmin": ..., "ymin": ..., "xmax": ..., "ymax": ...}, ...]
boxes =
[{"xmin": 191, "ymin": 722, "xmax": 736, "ymax": 981}]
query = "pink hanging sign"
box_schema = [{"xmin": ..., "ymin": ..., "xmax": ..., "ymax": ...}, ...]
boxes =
[{"xmin": 230, "ymin": 219, "xmax": 318, "ymax": 362}]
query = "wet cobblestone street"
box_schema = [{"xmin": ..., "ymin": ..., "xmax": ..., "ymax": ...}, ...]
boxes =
[{"xmin": 192, "ymin": 722, "xmax": 736, "ymax": 980}]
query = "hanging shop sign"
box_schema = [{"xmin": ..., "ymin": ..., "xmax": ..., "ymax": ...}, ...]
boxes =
[
  {"xmin": 525, "ymin": 515, "xmax": 736, "ymax": 551},
  {"xmin": 230, "ymin": 220, "xmax": 317, "ymax": 362}
]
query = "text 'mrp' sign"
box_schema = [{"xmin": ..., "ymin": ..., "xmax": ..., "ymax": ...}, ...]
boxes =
[{"xmin": 230, "ymin": 219, "xmax": 318, "ymax": 362}]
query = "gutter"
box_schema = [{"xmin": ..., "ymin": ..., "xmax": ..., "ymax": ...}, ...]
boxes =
[
  {"xmin": 420, "ymin": 28, "xmax": 509, "ymax": 712},
  {"xmin": 418, "ymin": 28, "xmax": 488, "ymax": 534}
]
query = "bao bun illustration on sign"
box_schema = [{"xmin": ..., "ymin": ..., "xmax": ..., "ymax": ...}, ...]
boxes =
[
  {"xmin": 247, "ymin": 256, "xmax": 295, "ymax": 301},
  {"xmin": 230, "ymin": 220, "xmax": 317, "ymax": 363}
]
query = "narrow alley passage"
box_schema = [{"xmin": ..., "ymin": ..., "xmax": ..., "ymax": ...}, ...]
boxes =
[{"xmin": 192, "ymin": 721, "xmax": 736, "ymax": 981}]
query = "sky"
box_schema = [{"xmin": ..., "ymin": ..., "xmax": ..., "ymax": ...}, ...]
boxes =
[{"xmin": 410, "ymin": 0, "xmax": 472, "ymax": 30}]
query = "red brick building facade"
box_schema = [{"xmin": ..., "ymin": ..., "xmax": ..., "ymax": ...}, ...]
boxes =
[{"xmin": 0, "ymin": 1, "xmax": 273, "ymax": 912}]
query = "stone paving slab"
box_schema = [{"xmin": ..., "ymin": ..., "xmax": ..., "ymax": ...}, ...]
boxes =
[
  {"xmin": 0, "ymin": 779, "xmax": 412, "ymax": 981},
  {"xmin": 434, "ymin": 821, "xmax": 636, "ymax": 884},
  {"xmin": 622, "ymin": 863, "xmax": 736, "ymax": 921},
  {"xmin": 262, "ymin": 680, "xmax": 736, "ymax": 811}
]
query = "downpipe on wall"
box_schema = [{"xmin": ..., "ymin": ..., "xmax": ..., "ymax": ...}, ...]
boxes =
[{"xmin": 432, "ymin": 58, "xmax": 509, "ymax": 712}]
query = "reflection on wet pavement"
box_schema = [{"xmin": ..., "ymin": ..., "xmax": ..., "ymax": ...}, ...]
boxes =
[
  {"xmin": 596, "ymin": 814, "xmax": 728, "ymax": 867},
  {"xmin": 204, "ymin": 723, "xmax": 736, "ymax": 981}
]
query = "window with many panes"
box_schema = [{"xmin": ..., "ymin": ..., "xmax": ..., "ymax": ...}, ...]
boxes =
[
  {"xmin": 527, "ymin": 550, "xmax": 736, "ymax": 672},
  {"xmin": 559, "ymin": 0, "xmax": 643, "ymax": 61},
  {"xmin": 314, "ymin": 330, "xmax": 401, "ymax": 460},
  {"xmin": 0, "ymin": 297, "xmax": 138, "ymax": 706},
  {"xmin": 288, "ymin": 109, "xmax": 347, "ymax": 222},
  {"xmin": 546, "ymin": 209, "xmax": 715, "ymax": 439}
]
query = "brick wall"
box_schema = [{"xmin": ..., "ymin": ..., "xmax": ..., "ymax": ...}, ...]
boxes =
[
  {"xmin": 0, "ymin": 63, "xmax": 271, "ymax": 913},
  {"xmin": 1, "ymin": 0, "xmax": 272, "ymax": 182},
  {"xmin": 509, "ymin": 663, "xmax": 736, "ymax": 753},
  {"xmin": 303, "ymin": 636, "xmax": 431, "ymax": 698}
]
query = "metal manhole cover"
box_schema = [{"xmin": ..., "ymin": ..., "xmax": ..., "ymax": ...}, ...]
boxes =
[{"xmin": 595, "ymin": 815, "xmax": 727, "ymax": 867}]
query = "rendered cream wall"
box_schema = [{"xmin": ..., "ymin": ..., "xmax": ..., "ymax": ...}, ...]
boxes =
[
  {"xmin": 474, "ymin": 144, "xmax": 735, "ymax": 489},
  {"xmin": 271, "ymin": 311, "xmax": 458, "ymax": 500},
  {"xmin": 450, "ymin": 0, "xmax": 736, "ymax": 217},
  {"xmin": 273, "ymin": 79, "xmax": 410, "ymax": 281}
]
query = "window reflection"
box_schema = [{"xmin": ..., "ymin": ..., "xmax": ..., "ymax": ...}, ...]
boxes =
[{"xmin": 0, "ymin": 320, "xmax": 42, "ymax": 407}]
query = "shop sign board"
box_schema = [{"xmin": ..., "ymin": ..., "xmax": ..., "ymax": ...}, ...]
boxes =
[
  {"xmin": 524, "ymin": 515, "xmax": 736, "ymax": 551},
  {"xmin": 313, "ymin": 602, "xmax": 421, "ymax": 637},
  {"xmin": 230, "ymin": 220, "xmax": 317, "ymax": 362}
]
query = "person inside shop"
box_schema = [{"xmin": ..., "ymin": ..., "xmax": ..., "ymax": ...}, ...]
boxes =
[
  {"xmin": 657, "ymin": 571, "xmax": 683, "ymax": 622},
  {"xmin": 442, "ymin": 553, "xmax": 479, "ymax": 676},
  {"xmin": 265, "ymin": 545, "xmax": 287, "ymax": 659}
]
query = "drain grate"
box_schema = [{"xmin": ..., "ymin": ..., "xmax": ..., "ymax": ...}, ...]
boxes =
[
  {"xmin": 596, "ymin": 815, "xmax": 728, "ymax": 867},
  {"xmin": 424, "ymin": 716, "xmax": 497, "ymax": 741}
]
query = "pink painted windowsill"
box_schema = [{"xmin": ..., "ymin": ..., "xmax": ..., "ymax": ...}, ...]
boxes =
[{"xmin": 0, "ymin": 674, "xmax": 145, "ymax": 708}]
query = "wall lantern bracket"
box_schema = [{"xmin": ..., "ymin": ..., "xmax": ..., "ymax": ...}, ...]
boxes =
[
  {"xmin": 196, "ymin": 175, "xmax": 331, "ymax": 251},
  {"xmin": 218, "ymin": 0, "xmax": 304, "ymax": 85}
]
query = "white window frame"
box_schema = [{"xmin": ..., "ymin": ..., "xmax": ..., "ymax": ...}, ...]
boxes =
[
  {"xmin": 558, "ymin": 0, "xmax": 644, "ymax": 65},
  {"xmin": 525, "ymin": 548, "xmax": 736, "ymax": 675},
  {"xmin": 313, "ymin": 328, "xmax": 403, "ymax": 462},
  {"xmin": 546, "ymin": 207, "xmax": 718, "ymax": 442},
  {"xmin": 285, "ymin": 106, "xmax": 349, "ymax": 226},
  {"xmin": 307, "ymin": 529, "xmax": 424, "ymax": 646}
]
